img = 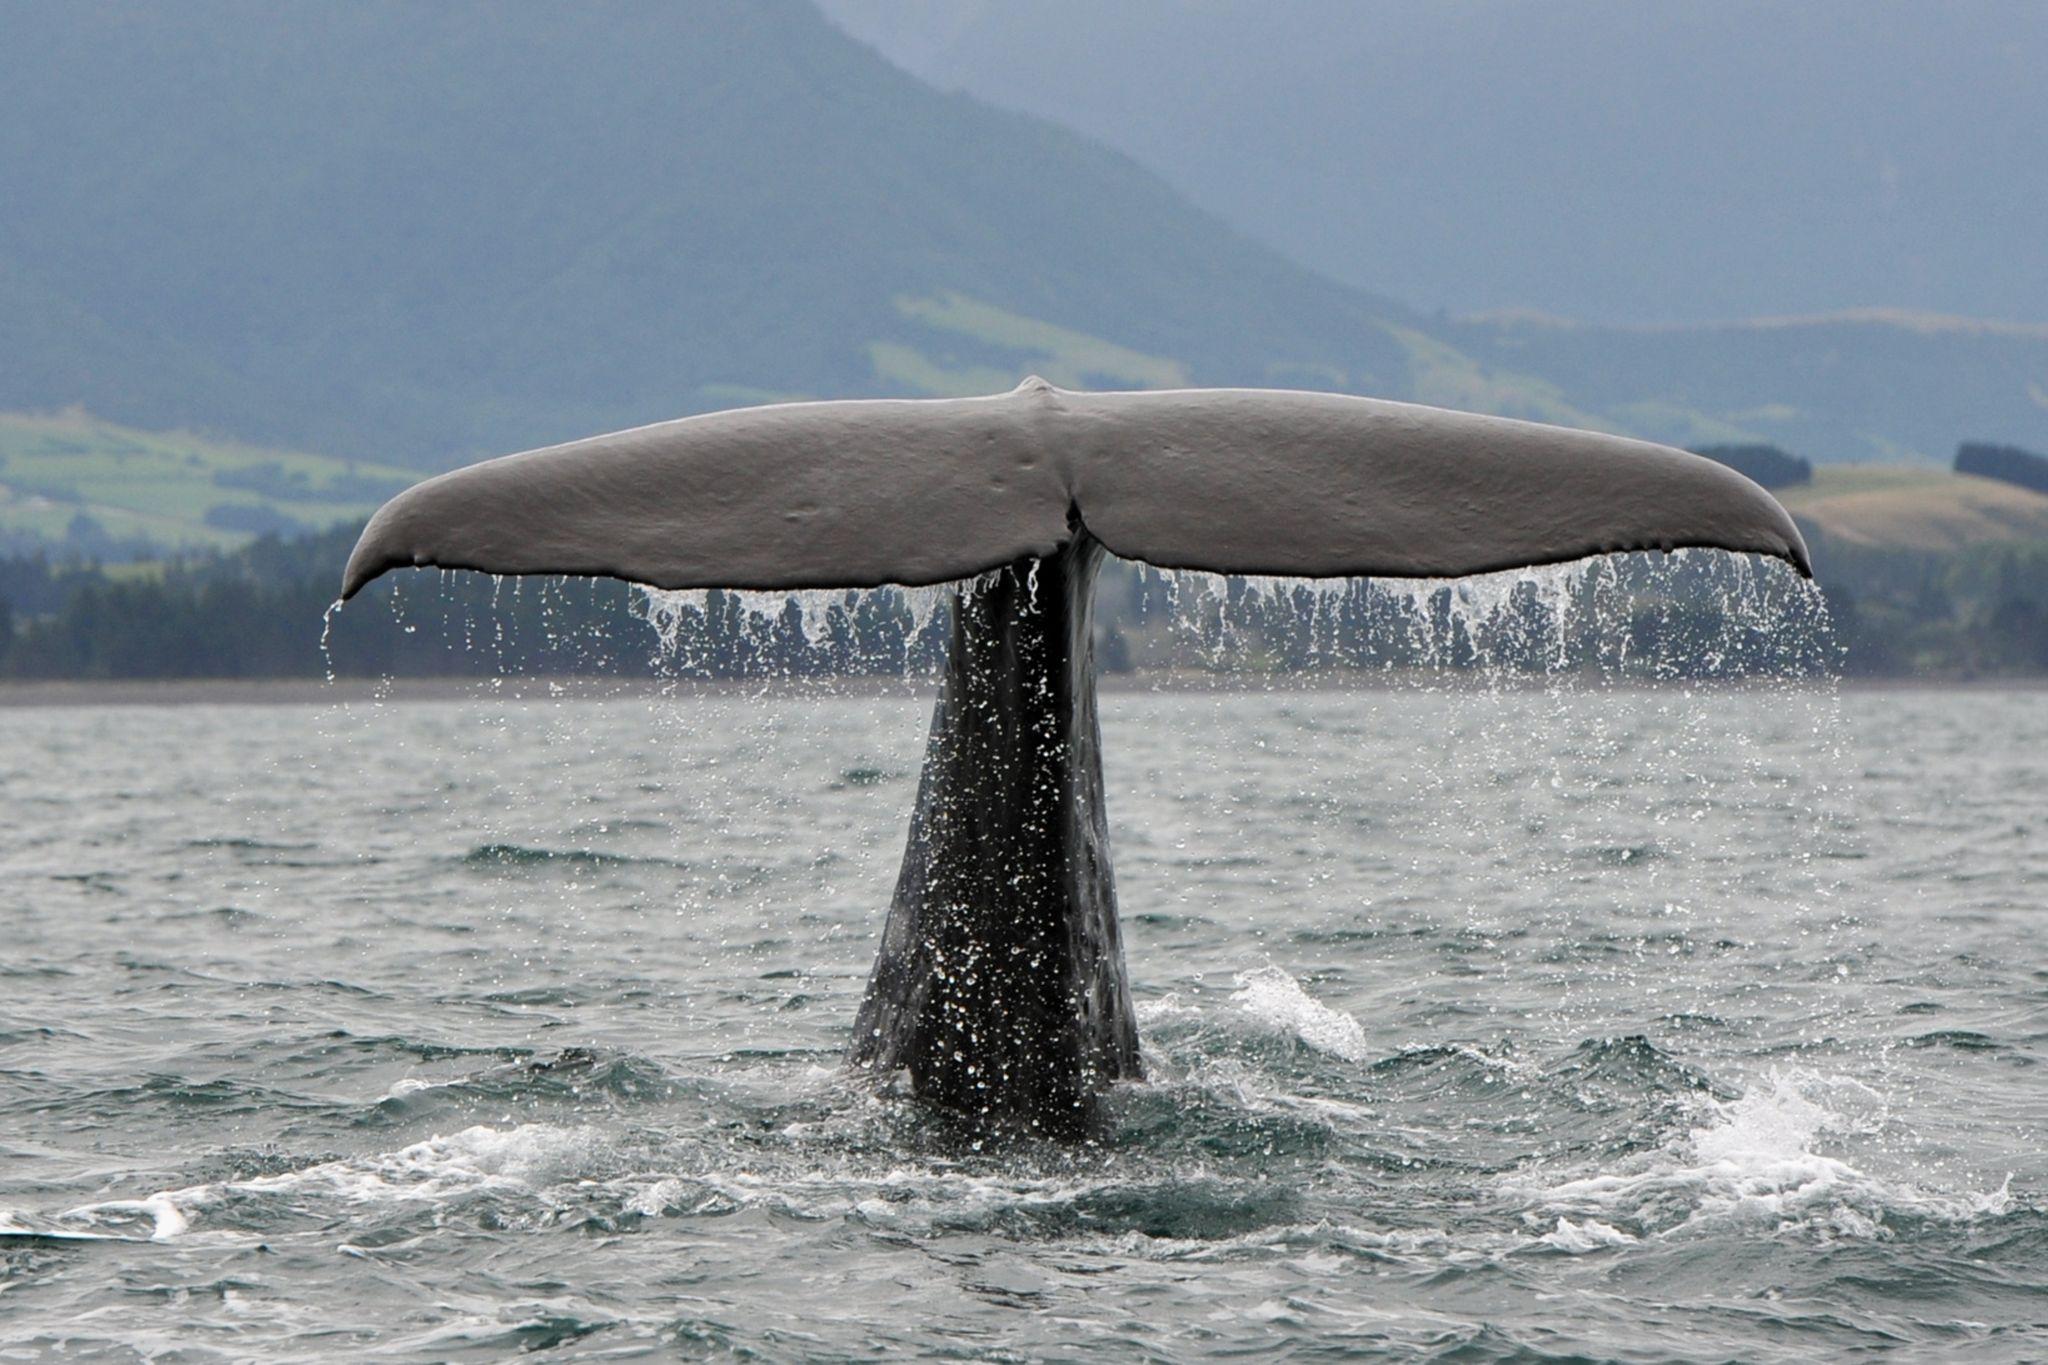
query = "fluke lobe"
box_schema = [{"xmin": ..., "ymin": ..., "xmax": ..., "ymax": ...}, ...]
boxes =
[{"xmin": 340, "ymin": 379, "xmax": 1810, "ymax": 1135}]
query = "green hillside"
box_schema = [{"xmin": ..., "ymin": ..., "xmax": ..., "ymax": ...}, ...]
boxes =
[
  {"xmin": 1780, "ymin": 464, "xmax": 2048, "ymax": 553},
  {"xmin": 0, "ymin": 411, "xmax": 416, "ymax": 555}
]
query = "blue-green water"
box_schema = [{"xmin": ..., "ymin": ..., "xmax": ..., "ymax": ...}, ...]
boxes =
[{"xmin": 1, "ymin": 684, "xmax": 2041, "ymax": 1360}]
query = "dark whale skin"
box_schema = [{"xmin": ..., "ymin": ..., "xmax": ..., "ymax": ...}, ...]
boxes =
[{"xmin": 850, "ymin": 529, "xmax": 1138, "ymax": 1137}]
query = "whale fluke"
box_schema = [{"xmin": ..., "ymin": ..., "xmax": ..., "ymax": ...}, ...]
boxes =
[
  {"xmin": 339, "ymin": 381, "xmax": 1811, "ymax": 1135},
  {"xmin": 341, "ymin": 379, "xmax": 1809, "ymax": 602}
]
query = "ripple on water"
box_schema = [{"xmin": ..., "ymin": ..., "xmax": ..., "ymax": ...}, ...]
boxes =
[{"xmin": 1, "ymin": 689, "xmax": 2043, "ymax": 1359}]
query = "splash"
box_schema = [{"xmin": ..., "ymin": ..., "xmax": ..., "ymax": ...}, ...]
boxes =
[
  {"xmin": 1137, "ymin": 549, "xmax": 1832, "ymax": 681},
  {"xmin": 343, "ymin": 541, "xmax": 1830, "ymax": 688},
  {"xmin": 627, "ymin": 586, "xmax": 715, "ymax": 656},
  {"xmin": 47, "ymin": 1124, "xmax": 617, "ymax": 1242},
  {"xmin": 1368, "ymin": 557, "xmax": 1603, "ymax": 671},
  {"xmin": 1538, "ymin": 1217, "xmax": 1638, "ymax": 1253},
  {"xmin": 320, "ymin": 598, "xmax": 343, "ymax": 683},
  {"xmin": 1230, "ymin": 966, "xmax": 1370, "ymax": 1061},
  {"xmin": 626, "ymin": 569, "xmax": 1011, "ymax": 667},
  {"xmin": 1509, "ymin": 1069, "xmax": 2015, "ymax": 1241}
]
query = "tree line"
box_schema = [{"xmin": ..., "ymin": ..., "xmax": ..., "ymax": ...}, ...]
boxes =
[{"xmin": 0, "ymin": 515, "xmax": 2041, "ymax": 682}]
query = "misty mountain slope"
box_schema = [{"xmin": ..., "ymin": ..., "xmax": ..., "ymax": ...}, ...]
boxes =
[
  {"xmin": 821, "ymin": 0, "xmax": 2048, "ymax": 326},
  {"xmin": 1444, "ymin": 312, "xmax": 2048, "ymax": 462},
  {"xmin": 1, "ymin": 0, "xmax": 2041, "ymax": 472},
  {"xmin": 821, "ymin": 0, "xmax": 2048, "ymax": 462},
  {"xmin": 0, "ymin": 0, "xmax": 1422, "ymax": 464}
]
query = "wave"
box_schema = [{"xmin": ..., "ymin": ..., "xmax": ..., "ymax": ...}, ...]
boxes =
[
  {"xmin": 458, "ymin": 843, "xmax": 680, "ymax": 869},
  {"xmin": 42, "ymin": 1123, "xmax": 619, "ymax": 1244},
  {"xmin": 1502, "ymin": 1068, "xmax": 2017, "ymax": 1243},
  {"xmin": 181, "ymin": 837, "xmax": 318, "ymax": 853},
  {"xmin": 367, "ymin": 1048, "xmax": 677, "ymax": 1115},
  {"xmin": 1535, "ymin": 1216, "xmax": 1639, "ymax": 1253},
  {"xmin": 29, "ymin": 1118, "xmax": 1305, "ymax": 1251},
  {"xmin": 1228, "ymin": 966, "xmax": 1369, "ymax": 1061},
  {"xmin": 831, "ymin": 766, "xmax": 900, "ymax": 788}
]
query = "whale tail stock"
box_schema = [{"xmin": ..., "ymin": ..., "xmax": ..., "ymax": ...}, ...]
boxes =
[
  {"xmin": 340, "ymin": 380, "xmax": 1810, "ymax": 1133},
  {"xmin": 851, "ymin": 527, "xmax": 1137, "ymax": 1136}
]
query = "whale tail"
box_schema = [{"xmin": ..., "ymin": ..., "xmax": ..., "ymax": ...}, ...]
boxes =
[
  {"xmin": 339, "ymin": 382, "xmax": 1810, "ymax": 1133},
  {"xmin": 342, "ymin": 379, "xmax": 1808, "ymax": 603}
]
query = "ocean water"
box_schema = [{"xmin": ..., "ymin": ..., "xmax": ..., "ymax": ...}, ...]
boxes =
[{"xmin": 0, "ymin": 681, "xmax": 2041, "ymax": 1360}]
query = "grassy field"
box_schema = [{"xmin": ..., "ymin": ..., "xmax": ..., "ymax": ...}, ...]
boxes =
[
  {"xmin": 870, "ymin": 292, "xmax": 1191, "ymax": 397},
  {"xmin": 0, "ymin": 410, "xmax": 420, "ymax": 554},
  {"xmin": 1777, "ymin": 465, "xmax": 2048, "ymax": 551}
]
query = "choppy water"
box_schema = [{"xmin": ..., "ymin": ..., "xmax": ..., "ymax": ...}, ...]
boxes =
[{"xmin": 1, "ymin": 682, "xmax": 2042, "ymax": 1360}]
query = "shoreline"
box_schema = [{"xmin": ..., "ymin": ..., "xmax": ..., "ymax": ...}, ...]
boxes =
[{"xmin": 0, "ymin": 671, "xmax": 2039, "ymax": 708}]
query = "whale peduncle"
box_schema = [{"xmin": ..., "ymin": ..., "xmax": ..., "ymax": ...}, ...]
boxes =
[{"xmin": 851, "ymin": 527, "xmax": 1139, "ymax": 1135}]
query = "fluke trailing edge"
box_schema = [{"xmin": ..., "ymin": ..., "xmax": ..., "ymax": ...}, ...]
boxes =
[
  {"xmin": 342, "ymin": 378, "xmax": 1808, "ymax": 601},
  {"xmin": 340, "ymin": 380, "xmax": 1810, "ymax": 1135}
]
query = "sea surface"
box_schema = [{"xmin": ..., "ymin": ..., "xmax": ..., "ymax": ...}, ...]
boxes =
[{"xmin": 1, "ymin": 681, "xmax": 2041, "ymax": 1360}]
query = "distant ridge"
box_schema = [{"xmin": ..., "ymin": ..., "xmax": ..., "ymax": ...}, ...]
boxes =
[
  {"xmin": 0, "ymin": 0, "xmax": 1418, "ymax": 465},
  {"xmin": 1460, "ymin": 309, "xmax": 2048, "ymax": 341},
  {"xmin": 821, "ymin": 0, "xmax": 2048, "ymax": 325},
  {"xmin": 0, "ymin": 0, "xmax": 2042, "ymax": 470}
]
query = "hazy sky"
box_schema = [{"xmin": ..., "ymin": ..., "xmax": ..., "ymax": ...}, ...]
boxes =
[{"xmin": 821, "ymin": 0, "xmax": 2048, "ymax": 326}]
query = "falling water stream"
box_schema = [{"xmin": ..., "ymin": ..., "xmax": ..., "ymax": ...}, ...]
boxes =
[{"xmin": 1, "ymin": 555, "xmax": 2040, "ymax": 1359}]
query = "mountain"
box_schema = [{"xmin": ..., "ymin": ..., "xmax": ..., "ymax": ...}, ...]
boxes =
[
  {"xmin": 0, "ymin": 0, "xmax": 1423, "ymax": 467},
  {"xmin": 0, "ymin": 0, "xmax": 2043, "ymax": 481},
  {"xmin": 1438, "ymin": 311, "xmax": 2048, "ymax": 462},
  {"xmin": 819, "ymin": 0, "xmax": 2048, "ymax": 326}
]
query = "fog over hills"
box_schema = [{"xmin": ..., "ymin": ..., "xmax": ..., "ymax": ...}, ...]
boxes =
[
  {"xmin": 820, "ymin": 0, "xmax": 2048, "ymax": 326},
  {"xmin": 0, "ymin": 0, "xmax": 2042, "ymax": 473}
]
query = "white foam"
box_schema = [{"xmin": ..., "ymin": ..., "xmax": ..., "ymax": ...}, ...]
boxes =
[
  {"xmin": 0, "ymin": 1211, "xmax": 140, "ymax": 1243},
  {"xmin": 1509, "ymin": 1069, "xmax": 2014, "ymax": 1241},
  {"xmin": 623, "ymin": 1176, "xmax": 693, "ymax": 1219},
  {"xmin": 1539, "ymin": 1217, "xmax": 1638, "ymax": 1253},
  {"xmin": 140, "ymin": 1192, "xmax": 189, "ymax": 1240},
  {"xmin": 59, "ymin": 1191, "xmax": 191, "ymax": 1241},
  {"xmin": 1135, "ymin": 992, "xmax": 1200, "ymax": 1023},
  {"xmin": 1230, "ymin": 966, "xmax": 1370, "ymax": 1061},
  {"xmin": 57, "ymin": 1123, "xmax": 609, "ymax": 1241}
]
